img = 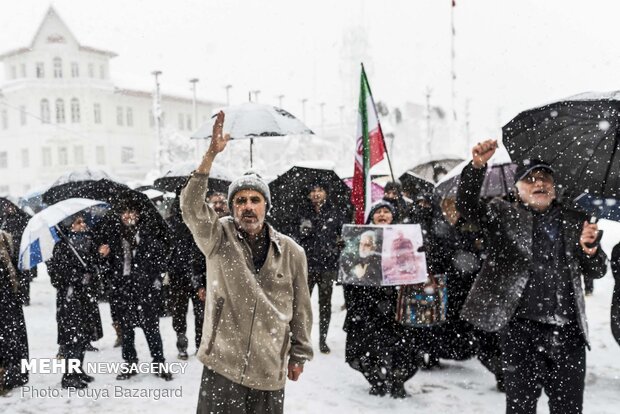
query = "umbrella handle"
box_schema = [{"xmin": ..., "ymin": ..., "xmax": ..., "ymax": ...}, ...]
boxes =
[{"xmin": 584, "ymin": 216, "xmax": 603, "ymax": 249}]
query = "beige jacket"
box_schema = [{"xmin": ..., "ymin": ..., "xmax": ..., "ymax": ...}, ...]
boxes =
[{"xmin": 180, "ymin": 174, "xmax": 313, "ymax": 391}]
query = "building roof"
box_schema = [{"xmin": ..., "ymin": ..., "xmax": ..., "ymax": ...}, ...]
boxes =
[
  {"xmin": 0, "ymin": 6, "xmax": 117, "ymax": 61},
  {"xmin": 115, "ymin": 88, "xmax": 218, "ymax": 106}
]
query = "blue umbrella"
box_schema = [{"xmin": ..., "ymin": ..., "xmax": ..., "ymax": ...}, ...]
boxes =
[
  {"xmin": 573, "ymin": 193, "xmax": 620, "ymax": 222},
  {"xmin": 19, "ymin": 198, "xmax": 109, "ymax": 270}
]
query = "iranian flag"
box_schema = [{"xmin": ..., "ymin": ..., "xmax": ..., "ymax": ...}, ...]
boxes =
[{"xmin": 352, "ymin": 66, "xmax": 386, "ymax": 224}]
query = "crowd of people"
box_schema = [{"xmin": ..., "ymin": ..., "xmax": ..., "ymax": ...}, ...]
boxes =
[{"xmin": 0, "ymin": 120, "xmax": 618, "ymax": 414}]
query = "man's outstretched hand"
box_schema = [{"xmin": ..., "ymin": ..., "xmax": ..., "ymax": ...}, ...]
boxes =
[
  {"xmin": 472, "ymin": 139, "xmax": 498, "ymax": 169},
  {"xmin": 208, "ymin": 111, "xmax": 230, "ymax": 155}
]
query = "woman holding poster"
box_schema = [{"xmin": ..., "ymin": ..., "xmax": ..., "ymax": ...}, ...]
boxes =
[{"xmin": 343, "ymin": 201, "xmax": 418, "ymax": 399}]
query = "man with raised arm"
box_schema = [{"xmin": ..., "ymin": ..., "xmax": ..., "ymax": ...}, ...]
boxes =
[
  {"xmin": 181, "ymin": 111, "xmax": 313, "ymax": 414},
  {"xmin": 456, "ymin": 139, "xmax": 606, "ymax": 414}
]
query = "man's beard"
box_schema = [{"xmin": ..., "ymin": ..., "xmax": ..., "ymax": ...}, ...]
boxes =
[
  {"xmin": 234, "ymin": 212, "xmax": 264, "ymax": 233},
  {"xmin": 359, "ymin": 250, "xmax": 372, "ymax": 259}
]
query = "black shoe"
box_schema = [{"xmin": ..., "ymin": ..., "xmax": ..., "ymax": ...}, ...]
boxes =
[
  {"xmin": 390, "ymin": 383, "xmax": 409, "ymax": 399},
  {"xmin": 319, "ymin": 341, "xmax": 331, "ymax": 354},
  {"xmin": 369, "ymin": 384, "xmax": 387, "ymax": 396},
  {"xmin": 155, "ymin": 371, "xmax": 173, "ymax": 381},
  {"xmin": 79, "ymin": 373, "xmax": 95, "ymax": 383},
  {"xmin": 177, "ymin": 351, "xmax": 188, "ymax": 360},
  {"xmin": 84, "ymin": 343, "xmax": 99, "ymax": 352},
  {"xmin": 116, "ymin": 361, "xmax": 138, "ymax": 381},
  {"xmin": 62, "ymin": 375, "xmax": 88, "ymax": 389},
  {"xmin": 113, "ymin": 336, "xmax": 122, "ymax": 348}
]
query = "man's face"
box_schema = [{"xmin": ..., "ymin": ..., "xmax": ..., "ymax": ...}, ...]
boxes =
[
  {"xmin": 359, "ymin": 234, "xmax": 376, "ymax": 258},
  {"xmin": 232, "ymin": 189, "xmax": 266, "ymax": 235},
  {"xmin": 208, "ymin": 193, "xmax": 229, "ymax": 218},
  {"xmin": 309, "ymin": 186, "xmax": 327, "ymax": 206},
  {"xmin": 516, "ymin": 169, "xmax": 556, "ymax": 212},
  {"xmin": 441, "ymin": 198, "xmax": 460, "ymax": 226},
  {"xmin": 71, "ymin": 216, "xmax": 87, "ymax": 233},
  {"xmin": 120, "ymin": 210, "xmax": 139, "ymax": 227}
]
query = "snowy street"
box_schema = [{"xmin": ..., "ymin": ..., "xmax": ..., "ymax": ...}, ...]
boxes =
[{"xmin": 3, "ymin": 260, "xmax": 620, "ymax": 413}]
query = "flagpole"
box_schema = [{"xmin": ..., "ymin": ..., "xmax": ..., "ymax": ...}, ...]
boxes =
[{"xmin": 360, "ymin": 63, "xmax": 396, "ymax": 183}]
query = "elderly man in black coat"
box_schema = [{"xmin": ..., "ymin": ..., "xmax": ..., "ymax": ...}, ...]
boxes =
[
  {"xmin": 96, "ymin": 200, "xmax": 173, "ymax": 381},
  {"xmin": 457, "ymin": 140, "xmax": 607, "ymax": 414}
]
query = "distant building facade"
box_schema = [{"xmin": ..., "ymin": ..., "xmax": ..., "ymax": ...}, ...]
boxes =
[{"xmin": 0, "ymin": 7, "xmax": 219, "ymax": 196}]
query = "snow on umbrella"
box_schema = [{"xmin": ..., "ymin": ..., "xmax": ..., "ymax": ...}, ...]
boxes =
[
  {"xmin": 409, "ymin": 156, "xmax": 465, "ymax": 183},
  {"xmin": 191, "ymin": 103, "xmax": 314, "ymax": 167},
  {"xmin": 434, "ymin": 144, "xmax": 516, "ymax": 199},
  {"xmin": 503, "ymin": 91, "xmax": 620, "ymax": 198},
  {"xmin": 191, "ymin": 103, "xmax": 313, "ymax": 140},
  {"xmin": 154, "ymin": 161, "xmax": 232, "ymax": 194},
  {"xmin": 573, "ymin": 193, "xmax": 620, "ymax": 222},
  {"xmin": 19, "ymin": 198, "xmax": 109, "ymax": 270}
]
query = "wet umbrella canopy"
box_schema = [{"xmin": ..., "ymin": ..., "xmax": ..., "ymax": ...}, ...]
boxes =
[
  {"xmin": 398, "ymin": 172, "xmax": 434, "ymax": 199},
  {"xmin": 154, "ymin": 161, "xmax": 232, "ymax": 195},
  {"xmin": 435, "ymin": 163, "xmax": 517, "ymax": 200},
  {"xmin": 503, "ymin": 91, "xmax": 620, "ymax": 198},
  {"xmin": 268, "ymin": 166, "xmax": 352, "ymax": 232}
]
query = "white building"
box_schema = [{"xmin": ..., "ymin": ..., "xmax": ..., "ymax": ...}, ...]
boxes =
[{"xmin": 0, "ymin": 7, "xmax": 220, "ymax": 197}]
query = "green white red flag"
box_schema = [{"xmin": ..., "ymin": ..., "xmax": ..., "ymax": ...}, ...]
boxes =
[{"xmin": 351, "ymin": 66, "xmax": 386, "ymax": 224}]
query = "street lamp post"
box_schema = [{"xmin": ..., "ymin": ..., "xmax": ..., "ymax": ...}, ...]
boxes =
[
  {"xmin": 224, "ymin": 84, "xmax": 232, "ymax": 106},
  {"xmin": 190, "ymin": 78, "xmax": 199, "ymax": 157},
  {"xmin": 277, "ymin": 94, "xmax": 284, "ymax": 108},
  {"xmin": 151, "ymin": 70, "xmax": 163, "ymax": 172},
  {"xmin": 301, "ymin": 98, "xmax": 308, "ymax": 123}
]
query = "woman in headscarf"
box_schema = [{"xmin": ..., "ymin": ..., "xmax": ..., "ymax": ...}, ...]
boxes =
[{"xmin": 343, "ymin": 201, "xmax": 418, "ymax": 398}]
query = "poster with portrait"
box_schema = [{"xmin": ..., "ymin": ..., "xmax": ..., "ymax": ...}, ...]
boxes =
[{"xmin": 338, "ymin": 224, "xmax": 428, "ymax": 286}]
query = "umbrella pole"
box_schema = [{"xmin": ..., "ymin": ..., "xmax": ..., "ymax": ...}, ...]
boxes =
[{"xmin": 250, "ymin": 138, "xmax": 254, "ymax": 168}]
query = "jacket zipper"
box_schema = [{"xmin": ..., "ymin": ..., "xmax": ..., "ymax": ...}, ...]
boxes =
[
  {"xmin": 205, "ymin": 297, "xmax": 225, "ymax": 355},
  {"xmin": 241, "ymin": 298, "xmax": 258, "ymax": 382},
  {"xmin": 278, "ymin": 327, "xmax": 290, "ymax": 380}
]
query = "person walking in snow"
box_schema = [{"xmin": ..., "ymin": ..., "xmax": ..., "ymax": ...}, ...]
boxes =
[
  {"xmin": 181, "ymin": 111, "xmax": 313, "ymax": 414},
  {"xmin": 457, "ymin": 139, "xmax": 607, "ymax": 414}
]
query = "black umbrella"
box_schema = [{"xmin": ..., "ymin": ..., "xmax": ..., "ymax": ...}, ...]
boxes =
[
  {"xmin": 435, "ymin": 163, "xmax": 517, "ymax": 200},
  {"xmin": 268, "ymin": 166, "xmax": 352, "ymax": 232},
  {"xmin": 42, "ymin": 179, "xmax": 171, "ymax": 242},
  {"xmin": 503, "ymin": 92, "xmax": 620, "ymax": 198},
  {"xmin": 154, "ymin": 162, "xmax": 232, "ymax": 195},
  {"xmin": 409, "ymin": 158, "xmax": 464, "ymax": 183},
  {"xmin": 398, "ymin": 172, "xmax": 434, "ymax": 199}
]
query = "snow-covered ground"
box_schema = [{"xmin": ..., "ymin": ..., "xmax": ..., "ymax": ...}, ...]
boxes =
[{"xmin": 3, "ymin": 257, "xmax": 620, "ymax": 413}]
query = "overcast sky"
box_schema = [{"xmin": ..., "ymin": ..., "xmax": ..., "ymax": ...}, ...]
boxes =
[{"xmin": 1, "ymin": 0, "xmax": 619, "ymax": 140}]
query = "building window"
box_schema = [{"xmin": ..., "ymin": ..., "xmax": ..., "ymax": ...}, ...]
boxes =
[
  {"xmin": 36, "ymin": 62, "xmax": 45, "ymax": 78},
  {"xmin": 88, "ymin": 63, "xmax": 94, "ymax": 78},
  {"xmin": 71, "ymin": 98, "xmax": 80, "ymax": 123},
  {"xmin": 10, "ymin": 66, "xmax": 16, "ymax": 79},
  {"xmin": 116, "ymin": 106, "xmax": 124, "ymax": 126},
  {"xmin": 42, "ymin": 147, "xmax": 52, "ymax": 166},
  {"xmin": 20, "ymin": 106, "xmax": 27, "ymax": 126},
  {"xmin": 121, "ymin": 147, "xmax": 135, "ymax": 164},
  {"xmin": 58, "ymin": 147, "xmax": 68, "ymax": 165},
  {"xmin": 178, "ymin": 113, "xmax": 185, "ymax": 130},
  {"xmin": 0, "ymin": 152, "xmax": 7, "ymax": 169},
  {"xmin": 53, "ymin": 57, "xmax": 63, "ymax": 78},
  {"xmin": 74, "ymin": 146, "xmax": 84, "ymax": 164},
  {"xmin": 186, "ymin": 115, "xmax": 192, "ymax": 131},
  {"xmin": 99, "ymin": 65, "xmax": 105, "ymax": 79},
  {"xmin": 94, "ymin": 103, "xmax": 102, "ymax": 124},
  {"xmin": 21, "ymin": 149, "xmax": 29, "ymax": 168},
  {"xmin": 41, "ymin": 99, "xmax": 50, "ymax": 123},
  {"xmin": 126, "ymin": 107, "xmax": 133, "ymax": 127},
  {"xmin": 96, "ymin": 146, "xmax": 105, "ymax": 165},
  {"xmin": 56, "ymin": 99, "xmax": 65, "ymax": 123},
  {"xmin": 20, "ymin": 64, "xmax": 26, "ymax": 77},
  {"xmin": 1, "ymin": 110, "xmax": 7, "ymax": 129},
  {"xmin": 71, "ymin": 62, "xmax": 79, "ymax": 78}
]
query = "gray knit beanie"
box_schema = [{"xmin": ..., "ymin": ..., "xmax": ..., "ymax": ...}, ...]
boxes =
[{"xmin": 227, "ymin": 173, "xmax": 271, "ymax": 212}]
